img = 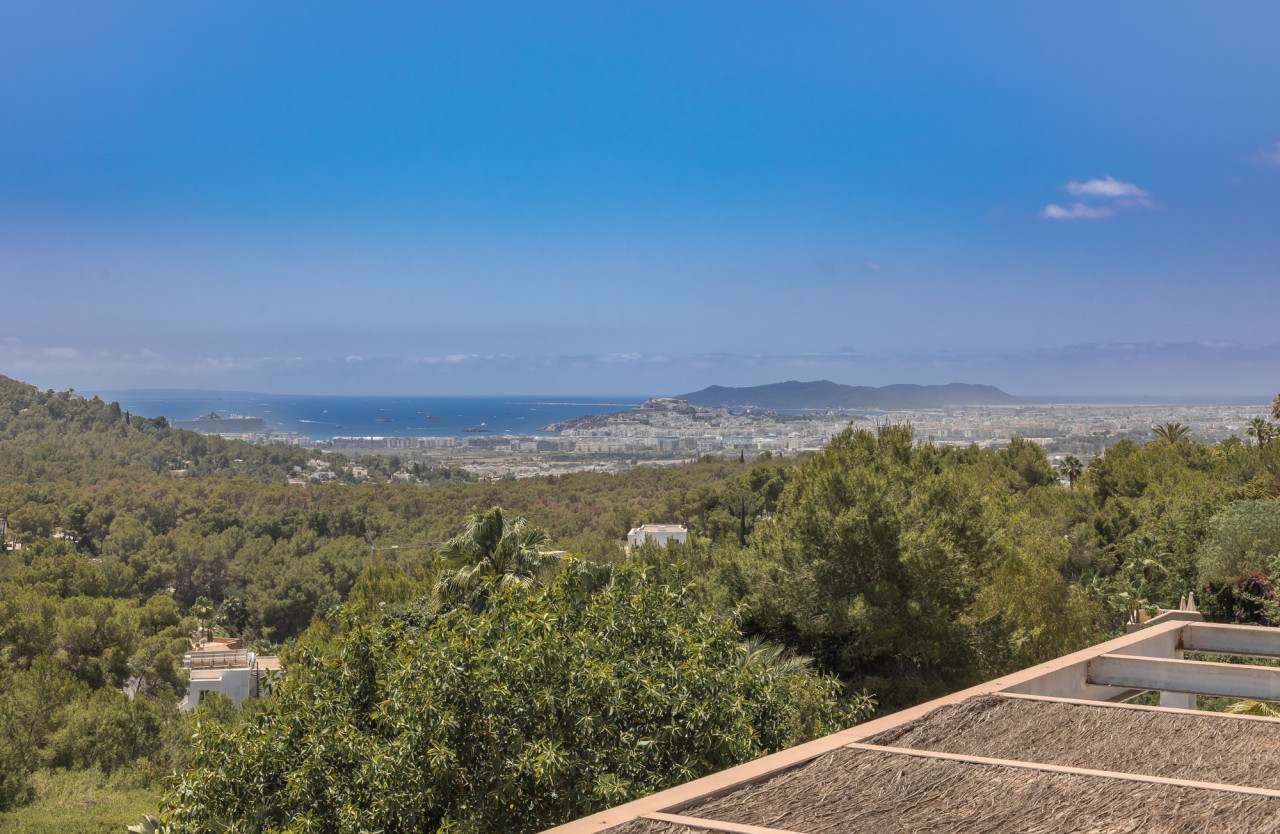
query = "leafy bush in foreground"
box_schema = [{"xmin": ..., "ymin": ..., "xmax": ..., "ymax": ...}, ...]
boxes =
[{"xmin": 161, "ymin": 562, "xmax": 868, "ymax": 834}]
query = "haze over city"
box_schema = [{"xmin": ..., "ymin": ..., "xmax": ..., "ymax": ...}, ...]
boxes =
[{"xmin": 3, "ymin": 3, "xmax": 1278, "ymax": 397}]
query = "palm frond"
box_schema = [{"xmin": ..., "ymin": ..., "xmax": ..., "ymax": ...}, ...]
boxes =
[{"xmin": 1225, "ymin": 699, "xmax": 1280, "ymax": 717}]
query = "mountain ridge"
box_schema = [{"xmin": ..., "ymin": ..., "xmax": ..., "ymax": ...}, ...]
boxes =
[{"xmin": 675, "ymin": 380, "xmax": 1022, "ymax": 410}]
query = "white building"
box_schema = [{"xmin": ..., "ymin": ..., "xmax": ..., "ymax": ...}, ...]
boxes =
[
  {"xmin": 627, "ymin": 524, "xmax": 688, "ymax": 550},
  {"xmin": 180, "ymin": 638, "xmax": 281, "ymax": 710}
]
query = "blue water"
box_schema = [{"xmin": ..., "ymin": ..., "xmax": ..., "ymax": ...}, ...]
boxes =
[{"xmin": 90, "ymin": 390, "xmax": 644, "ymax": 441}]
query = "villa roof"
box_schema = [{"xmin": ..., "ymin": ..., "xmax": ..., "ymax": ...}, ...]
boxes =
[{"xmin": 542, "ymin": 612, "xmax": 1280, "ymax": 834}]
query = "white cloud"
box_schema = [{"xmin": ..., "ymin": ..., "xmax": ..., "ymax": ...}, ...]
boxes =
[
  {"xmin": 197, "ymin": 356, "xmax": 269, "ymax": 371},
  {"xmin": 41, "ymin": 346, "xmax": 81, "ymax": 359},
  {"xmin": 1041, "ymin": 203, "xmax": 1114, "ymax": 220},
  {"xmin": 1065, "ymin": 175, "xmax": 1149, "ymax": 199},
  {"xmin": 1265, "ymin": 142, "xmax": 1280, "ymax": 165},
  {"xmin": 345, "ymin": 355, "xmax": 364, "ymax": 363},
  {"xmin": 1043, "ymin": 175, "xmax": 1154, "ymax": 220}
]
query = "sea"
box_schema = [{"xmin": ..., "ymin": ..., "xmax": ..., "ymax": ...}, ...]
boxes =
[{"xmin": 89, "ymin": 390, "xmax": 645, "ymax": 441}]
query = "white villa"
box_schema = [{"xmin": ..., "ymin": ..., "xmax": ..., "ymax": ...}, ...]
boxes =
[
  {"xmin": 626, "ymin": 524, "xmax": 688, "ymax": 550},
  {"xmin": 180, "ymin": 635, "xmax": 280, "ymax": 710}
]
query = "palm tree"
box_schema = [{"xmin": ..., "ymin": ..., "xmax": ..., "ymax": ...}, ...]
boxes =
[
  {"xmin": 1247, "ymin": 416, "xmax": 1274, "ymax": 447},
  {"xmin": 1227, "ymin": 699, "xmax": 1280, "ymax": 717},
  {"xmin": 1057, "ymin": 455, "xmax": 1084, "ymax": 489},
  {"xmin": 435, "ymin": 506, "xmax": 552, "ymax": 601},
  {"xmin": 1075, "ymin": 572, "xmax": 1113, "ymax": 604},
  {"xmin": 736, "ymin": 635, "xmax": 815, "ymax": 678},
  {"xmin": 1123, "ymin": 536, "xmax": 1169, "ymax": 584},
  {"xmin": 191, "ymin": 598, "xmax": 216, "ymax": 642},
  {"xmin": 1152, "ymin": 421, "xmax": 1192, "ymax": 445}
]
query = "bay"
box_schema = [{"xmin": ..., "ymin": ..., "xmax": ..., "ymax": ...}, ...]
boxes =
[{"xmin": 88, "ymin": 390, "xmax": 644, "ymax": 441}]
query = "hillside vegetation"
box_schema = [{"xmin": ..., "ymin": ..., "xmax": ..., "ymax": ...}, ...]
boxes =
[{"xmin": 1, "ymin": 374, "xmax": 1278, "ymax": 832}]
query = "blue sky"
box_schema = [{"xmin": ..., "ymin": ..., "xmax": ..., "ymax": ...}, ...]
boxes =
[{"xmin": 2, "ymin": 2, "xmax": 1278, "ymax": 397}]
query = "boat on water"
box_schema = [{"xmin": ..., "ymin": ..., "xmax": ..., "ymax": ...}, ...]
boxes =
[
  {"xmin": 374, "ymin": 417, "xmax": 394, "ymax": 422},
  {"xmin": 173, "ymin": 412, "xmax": 269, "ymax": 435}
]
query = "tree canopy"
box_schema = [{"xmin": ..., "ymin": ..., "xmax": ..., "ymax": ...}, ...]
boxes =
[{"xmin": 159, "ymin": 563, "xmax": 866, "ymax": 834}]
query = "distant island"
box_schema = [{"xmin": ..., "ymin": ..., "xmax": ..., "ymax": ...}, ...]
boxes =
[
  {"xmin": 172, "ymin": 412, "xmax": 270, "ymax": 434},
  {"xmin": 676, "ymin": 380, "xmax": 1022, "ymax": 410}
]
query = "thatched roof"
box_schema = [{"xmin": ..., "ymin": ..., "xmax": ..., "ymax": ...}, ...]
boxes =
[
  {"xmin": 675, "ymin": 745, "xmax": 1280, "ymax": 833},
  {"xmin": 866, "ymin": 694, "xmax": 1280, "ymax": 789},
  {"xmin": 605, "ymin": 823, "xmax": 702, "ymax": 834},
  {"xmin": 547, "ymin": 620, "xmax": 1280, "ymax": 834},
  {"xmin": 601, "ymin": 696, "xmax": 1280, "ymax": 834}
]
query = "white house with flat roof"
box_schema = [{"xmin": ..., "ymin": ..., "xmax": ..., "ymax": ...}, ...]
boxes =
[
  {"xmin": 180, "ymin": 637, "xmax": 280, "ymax": 710},
  {"xmin": 626, "ymin": 524, "xmax": 688, "ymax": 550}
]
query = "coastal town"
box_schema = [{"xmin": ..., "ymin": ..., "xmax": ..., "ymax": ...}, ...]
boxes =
[{"xmin": 196, "ymin": 397, "xmax": 1274, "ymax": 482}]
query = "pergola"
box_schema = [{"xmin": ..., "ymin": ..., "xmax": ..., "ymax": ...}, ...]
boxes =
[{"xmin": 542, "ymin": 611, "xmax": 1280, "ymax": 833}]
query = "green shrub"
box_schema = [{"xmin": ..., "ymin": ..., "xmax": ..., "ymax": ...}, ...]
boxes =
[{"xmin": 161, "ymin": 562, "xmax": 868, "ymax": 834}]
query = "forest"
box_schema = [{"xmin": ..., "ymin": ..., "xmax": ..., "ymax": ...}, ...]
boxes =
[{"xmin": 1, "ymin": 374, "xmax": 1279, "ymax": 833}]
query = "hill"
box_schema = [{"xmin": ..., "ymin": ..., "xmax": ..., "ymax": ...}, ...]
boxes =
[
  {"xmin": 676, "ymin": 380, "xmax": 1022, "ymax": 410},
  {"xmin": 0, "ymin": 374, "xmax": 312, "ymax": 482}
]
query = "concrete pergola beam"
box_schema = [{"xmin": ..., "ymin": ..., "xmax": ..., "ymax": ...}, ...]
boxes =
[
  {"xmin": 1089, "ymin": 653, "xmax": 1280, "ymax": 700},
  {"xmin": 1182, "ymin": 622, "xmax": 1280, "ymax": 659}
]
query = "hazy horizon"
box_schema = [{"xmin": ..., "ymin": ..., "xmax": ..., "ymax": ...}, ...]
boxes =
[
  {"xmin": 77, "ymin": 381, "xmax": 1274, "ymax": 407},
  {"xmin": 3, "ymin": 3, "xmax": 1278, "ymax": 398}
]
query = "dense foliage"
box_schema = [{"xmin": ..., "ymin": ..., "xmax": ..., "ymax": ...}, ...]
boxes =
[
  {"xmin": 161, "ymin": 564, "xmax": 866, "ymax": 834},
  {"xmin": 0, "ymin": 376, "xmax": 757, "ymax": 643},
  {"xmin": 725, "ymin": 427, "xmax": 1010, "ymax": 700},
  {"xmin": 0, "ymin": 377, "xmax": 315, "ymax": 481},
  {"xmin": 0, "ymin": 588, "xmax": 194, "ymax": 810},
  {"xmin": 2, "ymin": 373, "xmax": 1280, "ymax": 831}
]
